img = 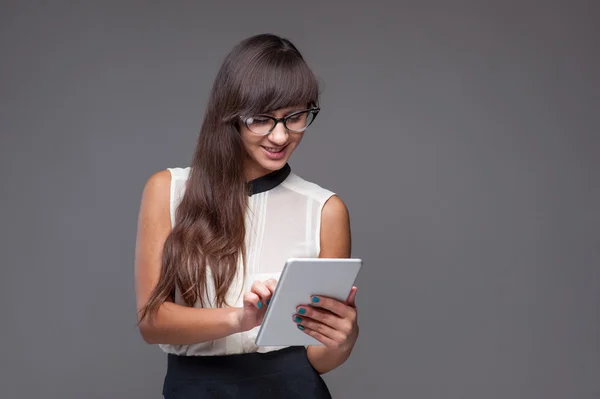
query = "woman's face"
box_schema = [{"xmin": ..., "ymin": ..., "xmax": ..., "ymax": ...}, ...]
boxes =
[{"xmin": 239, "ymin": 105, "xmax": 307, "ymax": 180}]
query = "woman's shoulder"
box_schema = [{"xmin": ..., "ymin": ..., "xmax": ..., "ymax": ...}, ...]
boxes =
[
  {"xmin": 140, "ymin": 167, "xmax": 190, "ymax": 226},
  {"xmin": 141, "ymin": 167, "xmax": 191, "ymax": 198},
  {"xmin": 166, "ymin": 166, "xmax": 191, "ymax": 181},
  {"xmin": 281, "ymin": 172, "xmax": 336, "ymax": 204}
]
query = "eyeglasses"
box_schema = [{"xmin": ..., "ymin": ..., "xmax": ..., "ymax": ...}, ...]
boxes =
[{"xmin": 241, "ymin": 108, "xmax": 320, "ymax": 135}]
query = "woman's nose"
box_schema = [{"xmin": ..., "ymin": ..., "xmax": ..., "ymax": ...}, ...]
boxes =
[{"xmin": 267, "ymin": 122, "xmax": 289, "ymax": 144}]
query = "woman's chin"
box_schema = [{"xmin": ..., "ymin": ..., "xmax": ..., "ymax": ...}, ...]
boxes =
[
  {"xmin": 257, "ymin": 158, "xmax": 287, "ymax": 172},
  {"xmin": 244, "ymin": 144, "xmax": 294, "ymax": 177}
]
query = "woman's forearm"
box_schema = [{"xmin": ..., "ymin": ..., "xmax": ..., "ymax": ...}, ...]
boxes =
[
  {"xmin": 138, "ymin": 302, "xmax": 242, "ymax": 345},
  {"xmin": 306, "ymin": 344, "xmax": 355, "ymax": 374}
]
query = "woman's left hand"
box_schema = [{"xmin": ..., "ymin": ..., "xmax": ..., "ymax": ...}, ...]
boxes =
[{"xmin": 293, "ymin": 286, "xmax": 359, "ymax": 351}]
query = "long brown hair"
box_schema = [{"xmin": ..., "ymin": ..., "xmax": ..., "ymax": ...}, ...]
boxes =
[{"xmin": 139, "ymin": 34, "xmax": 320, "ymax": 322}]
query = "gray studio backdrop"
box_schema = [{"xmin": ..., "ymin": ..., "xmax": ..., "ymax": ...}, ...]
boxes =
[{"xmin": 1, "ymin": 1, "xmax": 599, "ymax": 398}]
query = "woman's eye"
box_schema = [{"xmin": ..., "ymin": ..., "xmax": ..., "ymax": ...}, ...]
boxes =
[{"xmin": 251, "ymin": 118, "xmax": 270, "ymax": 125}]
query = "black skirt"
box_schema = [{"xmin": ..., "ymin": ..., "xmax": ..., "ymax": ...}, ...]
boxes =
[{"xmin": 162, "ymin": 346, "xmax": 332, "ymax": 399}]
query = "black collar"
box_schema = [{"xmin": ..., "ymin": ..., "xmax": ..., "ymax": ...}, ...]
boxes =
[{"xmin": 247, "ymin": 163, "xmax": 291, "ymax": 196}]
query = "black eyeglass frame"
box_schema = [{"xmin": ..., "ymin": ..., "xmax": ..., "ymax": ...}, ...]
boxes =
[{"xmin": 241, "ymin": 107, "xmax": 321, "ymax": 135}]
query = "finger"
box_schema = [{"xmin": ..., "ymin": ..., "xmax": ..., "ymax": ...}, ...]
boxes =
[
  {"xmin": 263, "ymin": 278, "xmax": 277, "ymax": 294},
  {"xmin": 295, "ymin": 305, "xmax": 344, "ymax": 331},
  {"xmin": 309, "ymin": 295, "xmax": 352, "ymax": 318},
  {"xmin": 295, "ymin": 322, "xmax": 340, "ymax": 348},
  {"xmin": 250, "ymin": 281, "xmax": 271, "ymax": 301},
  {"xmin": 294, "ymin": 313, "xmax": 346, "ymax": 343},
  {"xmin": 243, "ymin": 291, "xmax": 263, "ymax": 309},
  {"xmin": 346, "ymin": 286, "xmax": 358, "ymax": 307}
]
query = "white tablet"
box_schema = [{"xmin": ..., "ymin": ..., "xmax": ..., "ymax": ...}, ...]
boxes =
[{"xmin": 255, "ymin": 257, "xmax": 362, "ymax": 347}]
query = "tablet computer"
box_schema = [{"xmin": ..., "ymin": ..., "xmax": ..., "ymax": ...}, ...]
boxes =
[{"xmin": 255, "ymin": 257, "xmax": 362, "ymax": 347}]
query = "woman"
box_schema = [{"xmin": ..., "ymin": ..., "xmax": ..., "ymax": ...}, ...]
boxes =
[{"xmin": 134, "ymin": 33, "xmax": 359, "ymax": 398}]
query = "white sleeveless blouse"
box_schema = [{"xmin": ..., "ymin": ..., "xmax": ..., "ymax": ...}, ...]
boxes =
[{"xmin": 158, "ymin": 164, "xmax": 335, "ymax": 356}]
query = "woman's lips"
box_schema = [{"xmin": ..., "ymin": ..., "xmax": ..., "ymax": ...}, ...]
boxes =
[{"xmin": 261, "ymin": 144, "xmax": 288, "ymax": 160}]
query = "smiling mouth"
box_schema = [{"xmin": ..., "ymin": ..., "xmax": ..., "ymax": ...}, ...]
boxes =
[{"xmin": 261, "ymin": 144, "xmax": 287, "ymax": 153}]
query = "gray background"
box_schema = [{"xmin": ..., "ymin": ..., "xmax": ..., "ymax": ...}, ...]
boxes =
[{"xmin": 1, "ymin": 1, "xmax": 599, "ymax": 398}]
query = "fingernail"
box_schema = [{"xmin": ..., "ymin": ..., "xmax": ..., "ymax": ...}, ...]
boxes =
[
  {"xmin": 311, "ymin": 296, "xmax": 320, "ymax": 303},
  {"xmin": 297, "ymin": 325, "xmax": 305, "ymax": 330},
  {"xmin": 294, "ymin": 316, "xmax": 302, "ymax": 323},
  {"xmin": 298, "ymin": 307, "xmax": 306, "ymax": 314},
  {"xmin": 266, "ymin": 299, "xmax": 270, "ymax": 305},
  {"xmin": 257, "ymin": 301, "xmax": 262, "ymax": 309}
]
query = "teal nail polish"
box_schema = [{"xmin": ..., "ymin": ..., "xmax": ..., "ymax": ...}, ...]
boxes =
[
  {"xmin": 297, "ymin": 325, "xmax": 305, "ymax": 330},
  {"xmin": 266, "ymin": 299, "xmax": 270, "ymax": 305},
  {"xmin": 298, "ymin": 307, "xmax": 306, "ymax": 314},
  {"xmin": 257, "ymin": 301, "xmax": 262, "ymax": 309},
  {"xmin": 294, "ymin": 316, "xmax": 302, "ymax": 323},
  {"xmin": 311, "ymin": 296, "xmax": 320, "ymax": 303}
]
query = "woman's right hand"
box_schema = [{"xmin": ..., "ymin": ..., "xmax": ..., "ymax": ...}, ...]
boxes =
[{"xmin": 232, "ymin": 278, "xmax": 277, "ymax": 332}]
